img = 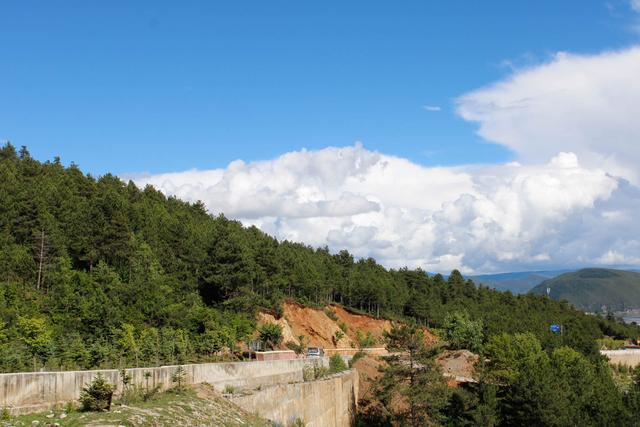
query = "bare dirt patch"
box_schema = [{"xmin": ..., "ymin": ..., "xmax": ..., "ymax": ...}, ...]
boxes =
[
  {"xmin": 351, "ymin": 355, "xmax": 385, "ymax": 401},
  {"xmin": 281, "ymin": 301, "xmax": 351, "ymax": 348},
  {"xmin": 436, "ymin": 349, "xmax": 479, "ymax": 381},
  {"xmin": 330, "ymin": 305, "xmax": 392, "ymax": 345},
  {"xmin": 257, "ymin": 302, "xmax": 438, "ymax": 352}
]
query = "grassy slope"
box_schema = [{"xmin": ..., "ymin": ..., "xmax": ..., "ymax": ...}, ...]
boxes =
[
  {"xmin": 2, "ymin": 386, "xmax": 271, "ymax": 427},
  {"xmin": 530, "ymin": 268, "xmax": 640, "ymax": 312}
]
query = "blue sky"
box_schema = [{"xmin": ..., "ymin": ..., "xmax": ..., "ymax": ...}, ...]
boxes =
[
  {"xmin": 2, "ymin": 1, "xmax": 639, "ymax": 174},
  {"xmin": 3, "ymin": 1, "xmax": 640, "ymax": 273}
]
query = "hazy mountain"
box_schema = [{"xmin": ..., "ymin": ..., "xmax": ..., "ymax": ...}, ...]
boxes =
[
  {"xmin": 529, "ymin": 268, "xmax": 640, "ymax": 312},
  {"xmin": 469, "ymin": 270, "xmax": 568, "ymax": 294}
]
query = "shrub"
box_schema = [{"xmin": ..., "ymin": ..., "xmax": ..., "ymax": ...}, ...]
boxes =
[
  {"xmin": 224, "ymin": 384, "xmax": 236, "ymax": 394},
  {"xmin": 80, "ymin": 374, "xmax": 114, "ymax": 412},
  {"xmin": 324, "ymin": 309, "xmax": 338, "ymax": 321},
  {"xmin": 285, "ymin": 335, "xmax": 307, "ymax": 355},
  {"xmin": 303, "ymin": 361, "xmax": 329, "ymax": 381},
  {"xmin": 258, "ymin": 323, "xmax": 283, "ymax": 350},
  {"xmin": 338, "ymin": 321, "xmax": 348, "ymax": 333},
  {"xmin": 349, "ymin": 350, "xmax": 366, "ymax": 367},
  {"xmin": 64, "ymin": 401, "xmax": 76, "ymax": 414},
  {"xmin": 356, "ymin": 331, "xmax": 376, "ymax": 348},
  {"xmin": 0, "ymin": 408, "xmax": 10, "ymax": 421},
  {"xmin": 333, "ymin": 331, "xmax": 344, "ymax": 345},
  {"xmin": 329, "ymin": 354, "xmax": 348, "ymax": 374}
]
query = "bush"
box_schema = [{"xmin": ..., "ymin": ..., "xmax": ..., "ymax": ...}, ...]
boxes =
[
  {"xmin": 64, "ymin": 401, "xmax": 76, "ymax": 414},
  {"xmin": 258, "ymin": 323, "xmax": 283, "ymax": 350},
  {"xmin": 338, "ymin": 321, "xmax": 348, "ymax": 333},
  {"xmin": 303, "ymin": 361, "xmax": 329, "ymax": 381},
  {"xmin": 349, "ymin": 350, "xmax": 366, "ymax": 367},
  {"xmin": 329, "ymin": 354, "xmax": 348, "ymax": 374},
  {"xmin": 0, "ymin": 408, "xmax": 10, "ymax": 421},
  {"xmin": 292, "ymin": 418, "xmax": 306, "ymax": 427},
  {"xmin": 324, "ymin": 308, "xmax": 338, "ymax": 321},
  {"xmin": 356, "ymin": 331, "xmax": 376, "ymax": 348},
  {"xmin": 285, "ymin": 335, "xmax": 307, "ymax": 355},
  {"xmin": 80, "ymin": 374, "xmax": 114, "ymax": 412}
]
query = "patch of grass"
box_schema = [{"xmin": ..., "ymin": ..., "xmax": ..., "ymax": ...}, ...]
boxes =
[{"xmin": 4, "ymin": 387, "xmax": 270, "ymax": 427}]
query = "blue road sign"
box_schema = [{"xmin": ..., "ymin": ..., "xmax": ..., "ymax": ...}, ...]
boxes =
[{"xmin": 550, "ymin": 324, "xmax": 561, "ymax": 333}]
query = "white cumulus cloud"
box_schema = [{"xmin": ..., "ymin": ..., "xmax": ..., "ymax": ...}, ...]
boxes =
[
  {"xmin": 456, "ymin": 46, "xmax": 640, "ymax": 184},
  {"xmin": 131, "ymin": 145, "xmax": 639, "ymax": 273},
  {"xmin": 130, "ymin": 45, "xmax": 640, "ymax": 273}
]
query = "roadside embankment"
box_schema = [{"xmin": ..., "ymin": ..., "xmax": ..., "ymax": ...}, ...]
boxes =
[
  {"xmin": 0, "ymin": 358, "xmax": 322, "ymax": 415},
  {"xmin": 230, "ymin": 369, "xmax": 358, "ymax": 427}
]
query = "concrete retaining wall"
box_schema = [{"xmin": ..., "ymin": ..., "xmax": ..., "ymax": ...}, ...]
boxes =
[
  {"xmin": 324, "ymin": 347, "xmax": 388, "ymax": 357},
  {"xmin": 1, "ymin": 358, "xmax": 326, "ymax": 414},
  {"xmin": 230, "ymin": 369, "xmax": 358, "ymax": 427},
  {"xmin": 602, "ymin": 349, "xmax": 640, "ymax": 367},
  {"xmin": 255, "ymin": 350, "xmax": 299, "ymax": 361}
]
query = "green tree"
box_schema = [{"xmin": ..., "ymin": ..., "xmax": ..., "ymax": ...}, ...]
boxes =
[
  {"xmin": 17, "ymin": 316, "xmax": 53, "ymax": 370},
  {"xmin": 376, "ymin": 324, "xmax": 451, "ymax": 426},
  {"xmin": 258, "ymin": 323, "xmax": 283, "ymax": 350},
  {"xmin": 63, "ymin": 334, "xmax": 91, "ymax": 369},
  {"xmin": 115, "ymin": 323, "xmax": 139, "ymax": 367},
  {"xmin": 442, "ymin": 311, "xmax": 484, "ymax": 352},
  {"xmin": 171, "ymin": 365, "xmax": 187, "ymax": 390},
  {"xmin": 139, "ymin": 327, "xmax": 160, "ymax": 366}
]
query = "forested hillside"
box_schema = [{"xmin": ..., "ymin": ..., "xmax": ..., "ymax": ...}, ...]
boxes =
[
  {"xmin": 531, "ymin": 268, "xmax": 640, "ymax": 312},
  {"xmin": 0, "ymin": 143, "xmax": 636, "ymax": 373}
]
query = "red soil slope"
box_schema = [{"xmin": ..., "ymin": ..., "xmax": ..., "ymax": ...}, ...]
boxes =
[{"xmin": 258, "ymin": 301, "xmax": 401, "ymax": 349}]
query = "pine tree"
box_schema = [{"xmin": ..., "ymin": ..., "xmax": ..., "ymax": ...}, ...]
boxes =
[{"xmin": 376, "ymin": 323, "xmax": 451, "ymax": 426}]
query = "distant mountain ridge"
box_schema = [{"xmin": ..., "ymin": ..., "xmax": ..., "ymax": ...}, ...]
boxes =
[
  {"xmin": 529, "ymin": 268, "xmax": 640, "ymax": 312},
  {"xmin": 469, "ymin": 270, "xmax": 569, "ymax": 294}
]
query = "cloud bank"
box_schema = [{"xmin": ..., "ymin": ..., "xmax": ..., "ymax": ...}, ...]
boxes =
[
  {"xmin": 132, "ymin": 45, "xmax": 640, "ymax": 273},
  {"xmin": 457, "ymin": 46, "xmax": 640, "ymax": 184},
  {"xmin": 133, "ymin": 145, "xmax": 639, "ymax": 273}
]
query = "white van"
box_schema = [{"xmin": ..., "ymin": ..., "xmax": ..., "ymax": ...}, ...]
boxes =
[{"xmin": 306, "ymin": 347, "xmax": 324, "ymax": 358}]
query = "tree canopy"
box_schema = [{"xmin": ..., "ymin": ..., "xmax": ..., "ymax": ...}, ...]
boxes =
[{"xmin": 0, "ymin": 143, "xmax": 636, "ymax": 373}]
